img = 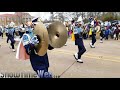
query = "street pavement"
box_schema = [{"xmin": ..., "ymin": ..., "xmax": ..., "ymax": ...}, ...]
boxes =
[{"xmin": 0, "ymin": 36, "xmax": 120, "ymax": 78}]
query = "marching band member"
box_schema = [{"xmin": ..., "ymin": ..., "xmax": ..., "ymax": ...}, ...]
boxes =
[
  {"xmin": 73, "ymin": 22, "xmax": 86, "ymax": 63},
  {"xmin": 100, "ymin": 25, "xmax": 104, "ymax": 43},
  {"xmin": 16, "ymin": 21, "xmax": 53, "ymax": 78},
  {"xmin": 25, "ymin": 22, "xmax": 34, "ymax": 37},
  {"xmin": 7, "ymin": 22, "xmax": 16, "ymax": 52},
  {"xmin": 19, "ymin": 23, "xmax": 26, "ymax": 38},
  {"xmin": 5, "ymin": 25, "xmax": 10, "ymax": 43},
  {"xmin": 89, "ymin": 21, "xmax": 97, "ymax": 48},
  {"xmin": 0, "ymin": 25, "xmax": 4, "ymax": 39}
]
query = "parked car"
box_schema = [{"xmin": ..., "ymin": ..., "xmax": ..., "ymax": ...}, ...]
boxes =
[{"xmin": 111, "ymin": 20, "xmax": 119, "ymax": 26}]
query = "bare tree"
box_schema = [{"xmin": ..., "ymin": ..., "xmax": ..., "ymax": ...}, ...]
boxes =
[{"xmin": 15, "ymin": 12, "xmax": 22, "ymax": 25}]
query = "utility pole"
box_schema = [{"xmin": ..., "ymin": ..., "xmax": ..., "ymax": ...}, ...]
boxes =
[{"xmin": 50, "ymin": 12, "xmax": 54, "ymax": 21}]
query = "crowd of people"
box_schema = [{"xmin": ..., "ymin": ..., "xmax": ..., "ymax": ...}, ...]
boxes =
[
  {"xmin": 64, "ymin": 17, "xmax": 120, "ymax": 63},
  {"xmin": 0, "ymin": 21, "xmax": 34, "ymax": 52},
  {"xmin": 0, "ymin": 18, "xmax": 119, "ymax": 58},
  {"xmin": 65, "ymin": 17, "xmax": 120, "ymax": 42}
]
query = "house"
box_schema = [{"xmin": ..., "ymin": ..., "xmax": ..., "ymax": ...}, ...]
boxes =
[{"xmin": 0, "ymin": 12, "xmax": 34, "ymax": 26}]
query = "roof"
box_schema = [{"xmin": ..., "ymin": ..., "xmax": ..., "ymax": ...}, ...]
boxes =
[
  {"xmin": 15, "ymin": 12, "xmax": 31, "ymax": 16},
  {"xmin": 0, "ymin": 12, "xmax": 33, "ymax": 18},
  {"xmin": 0, "ymin": 14, "xmax": 15, "ymax": 17}
]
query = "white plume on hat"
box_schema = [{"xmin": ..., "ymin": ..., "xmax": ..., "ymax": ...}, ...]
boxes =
[
  {"xmin": 32, "ymin": 17, "xmax": 43, "ymax": 25},
  {"xmin": 77, "ymin": 16, "xmax": 82, "ymax": 22},
  {"xmin": 77, "ymin": 16, "xmax": 84, "ymax": 25},
  {"xmin": 9, "ymin": 22, "xmax": 15, "ymax": 27},
  {"xmin": 91, "ymin": 20, "xmax": 94, "ymax": 26}
]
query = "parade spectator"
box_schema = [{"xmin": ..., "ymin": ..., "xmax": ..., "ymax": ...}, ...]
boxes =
[
  {"xmin": 111, "ymin": 24, "xmax": 116, "ymax": 39},
  {"xmin": 114, "ymin": 25, "xmax": 120, "ymax": 40},
  {"xmin": 105, "ymin": 26, "xmax": 110, "ymax": 40}
]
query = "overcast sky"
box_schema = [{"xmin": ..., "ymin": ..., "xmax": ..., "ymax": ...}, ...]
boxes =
[{"xmin": 0, "ymin": 12, "xmax": 51, "ymax": 20}]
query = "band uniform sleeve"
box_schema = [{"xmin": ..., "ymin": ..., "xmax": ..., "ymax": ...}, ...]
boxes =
[
  {"xmin": 22, "ymin": 34, "xmax": 32, "ymax": 55},
  {"xmin": 22, "ymin": 34, "xmax": 30, "ymax": 46},
  {"xmin": 24, "ymin": 44, "xmax": 34, "ymax": 55},
  {"xmin": 73, "ymin": 27, "xmax": 78, "ymax": 34}
]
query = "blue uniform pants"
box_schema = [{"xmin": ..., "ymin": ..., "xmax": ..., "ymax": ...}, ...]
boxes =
[
  {"xmin": 92, "ymin": 34, "xmax": 96, "ymax": 45},
  {"xmin": 77, "ymin": 38, "xmax": 86, "ymax": 59},
  {"xmin": 105, "ymin": 34, "xmax": 109, "ymax": 40},
  {"xmin": 8, "ymin": 35, "xmax": 15, "ymax": 49}
]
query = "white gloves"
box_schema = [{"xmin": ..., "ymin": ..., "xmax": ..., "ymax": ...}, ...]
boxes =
[{"xmin": 30, "ymin": 35, "xmax": 39, "ymax": 45}]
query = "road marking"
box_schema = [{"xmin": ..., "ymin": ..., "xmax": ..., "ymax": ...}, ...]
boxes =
[
  {"xmin": 1, "ymin": 38, "xmax": 120, "ymax": 62},
  {"xmin": 52, "ymin": 49, "xmax": 120, "ymax": 60},
  {"xmin": 50, "ymin": 50, "xmax": 120, "ymax": 63}
]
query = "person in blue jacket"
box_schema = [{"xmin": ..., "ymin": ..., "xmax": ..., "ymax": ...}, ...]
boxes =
[
  {"xmin": 105, "ymin": 26, "xmax": 110, "ymax": 40},
  {"xmin": 73, "ymin": 22, "xmax": 86, "ymax": 63},
  {"xmin": 7, "ymin": 22, "xmax": 16, "ymax": 52},
  {"xmin": 22, "ymin": 22, "xmax": 53, "ymax": 78}
]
